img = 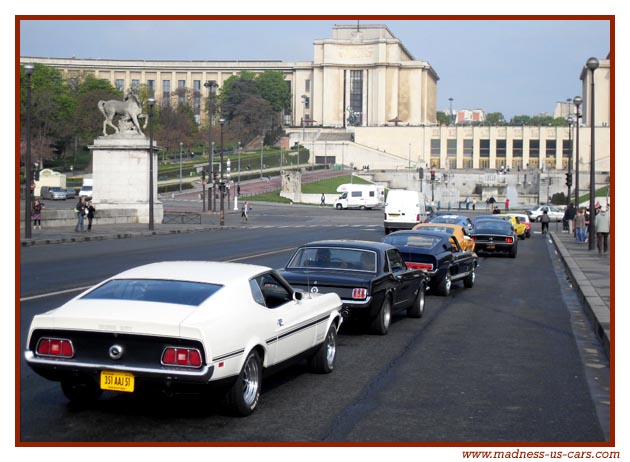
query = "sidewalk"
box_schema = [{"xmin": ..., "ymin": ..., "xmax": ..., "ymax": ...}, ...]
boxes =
[{"xmin": 550, "ymin": 231, "xmax": 611, "ymax": 358}]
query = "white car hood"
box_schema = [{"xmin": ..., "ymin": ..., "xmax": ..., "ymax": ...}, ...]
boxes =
[{"xmin": 30, "ymin": 299, "xmax": 197, "ymax": 338}]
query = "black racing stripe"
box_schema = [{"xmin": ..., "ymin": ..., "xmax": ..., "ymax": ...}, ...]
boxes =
[
  {"xmin": 277, "ymin": 314, "xmax": 330, "ymax": 341},
  {"xmin": 213, "ymin": 348, "xmax": 244, "ymax": 362}
]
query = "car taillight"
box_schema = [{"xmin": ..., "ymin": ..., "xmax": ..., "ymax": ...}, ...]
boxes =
[
  {"xmin": 161, "ymin": 347, "xmax": 203, "ymax": 368},
  {"xmin": 416, "ymin": 214, "xmax": 420, "ymax": 222},
  {"xmin": 407, "ymin": 262, "xmax": 434, "ymax": 271},
  {"xmin": 505, "ymin": 237, "xmax": 514, "ymax": 243},
  {"xmin": 36, "ymin": 337, "xmax": 74, "ymax": 358},
  {"xmin": 352, "ymin": 288, "xmax": 368, "ymax": 300}
]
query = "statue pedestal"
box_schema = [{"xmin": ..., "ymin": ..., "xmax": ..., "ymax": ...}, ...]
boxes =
[{"xmin": 89, "ymin": 135, "xmax": 163, "ymax": 224}]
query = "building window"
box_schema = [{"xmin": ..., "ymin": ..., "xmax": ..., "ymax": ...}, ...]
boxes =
[
  {"xmin": 115, "ymin": 79, "xmax": 124, "ymax": 92},
  {"xmin": 512, "ymin": 139, "xmax": 523, "ymax": 158},
  {"xmin": 131, "ymin": 79, "xmax": 140, "ymax": 91},
  {"xmin": 529, "ymin": 140, "xmax": 540, "ymax": 158},
  {"xmin": 496, "ymin": 139, "xmax": 506, "ymax": 158},
  {"xmin": 463, "ymin": 139, "xmax": 473, "ymax": 159},
  {"xmin": 349, "ymin": 70, "xmax": 363, "ymax": 126},
  {"xmin": 193, "ymin": 80, "xmax": 201, "ymax": 116},
  {"xmin": 305, "ymin": 79, "xmax": 311, "ymax": 92},
  {"xmin": 162, "ymin": 80, "xmax": 170, "ymax": 107},
  {"xmin": 430, "ymin": 139, "xmax": 441, "ymax": 167},
  {"xmin": 147, "ymin": 80, "xmax": 155, "ymax": 97},
  {"xmin": 178, "ymin": 80, "xmax": 186, "ymax": 105},
  {"xmin": 545, "ymin": 139, "xmax": 556, "ymax": 168},
  {"xmin": 480, "ymin": 139, "xmax": 490, "ymax": 158}
]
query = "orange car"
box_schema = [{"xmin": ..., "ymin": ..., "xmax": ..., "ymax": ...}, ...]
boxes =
[{"xmin": 412, "ymin": 223, "xmax": 475, "ymax": 252}]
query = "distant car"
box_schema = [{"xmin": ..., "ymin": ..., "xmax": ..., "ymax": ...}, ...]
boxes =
[
  {"xmin": 527, "ymin": 205, "xmax": 564, "ymax": 222},
  {"xmin": 63, "ymin": 188, "xmax": 76, "ymax": 199},
  {"xmin": 279, "ymin": 240, "xmax": 429, "ymax": 335},
  {"xmin": 470, "ymin": 219, "xmax": 518, "ymax": 258},
  {"xmin": 25, "ymin": 261, "xmax": 343, "ymax": 416},
  {"xmin": 384, "ymin": 230, "xmax": 478, "ymax": 296},
  {"xmin": 505, "ymin": 213, "xmax": 531, "ymax": 238},
  {"xmin": 496, "ymin": 214, "xmax": 527, "ymax": 240},
  {"xmin": 40, "ymin": 186, "xmax": 67, "ymax": 200},
  {"xmin": 412, "ymin": 222, "xmax": 475, "ymax": 252},
  {"xmin": 79, "ymin": 185, "xmax": 93, "ymax": 199}
]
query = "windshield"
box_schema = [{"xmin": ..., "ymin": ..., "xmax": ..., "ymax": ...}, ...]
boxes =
[
  {"xmin": 287, "ymin": 247, "xmax": 376, "ymax": 272},
  {"xmin": 82, "ymin": 278, "xmax": 222, "ymax": 306}
]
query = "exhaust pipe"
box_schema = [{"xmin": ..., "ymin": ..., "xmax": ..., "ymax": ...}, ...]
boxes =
[{"xmin": 340, "ymin": 308, "xmax": 351, "ymax": 318}]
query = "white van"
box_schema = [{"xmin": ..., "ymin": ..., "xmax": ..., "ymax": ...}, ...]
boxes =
[
  {"xmin": 384, "ymin": 189, "xmax": 426, "ymax": 234},
  {"xmin": 79, "ymin": 177, "xmax": 93, "ymax": 199},
  {"xmin": 334, "ymin": 183, "xmax": 385, "ymax": 210}
]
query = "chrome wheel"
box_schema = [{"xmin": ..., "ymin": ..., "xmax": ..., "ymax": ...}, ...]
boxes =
[{"xmin": 241, "ymin": 355, "xmax": 261, "ymax": 408}]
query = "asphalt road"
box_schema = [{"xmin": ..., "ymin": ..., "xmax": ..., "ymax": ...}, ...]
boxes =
[{"xmin": 18, "ymin": 205, "xmax": 609, "ymax": 443}]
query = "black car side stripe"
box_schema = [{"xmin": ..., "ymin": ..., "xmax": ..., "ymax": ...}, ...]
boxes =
[{"xmin": 213, "ymin": 348, "xmax": 245, "ymax": 362}]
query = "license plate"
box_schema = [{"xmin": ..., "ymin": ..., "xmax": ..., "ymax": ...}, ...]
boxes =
[
  {"xmin": 389, "ymin": 214, "xmax": 400, "ymax": 218},
  {"xmin": 100, "ymin": 370, "xmax": 134, "ymax": 392},
  {"xmin": 486, "ymin": 245, "xmax": 495, "ymax": 250}
]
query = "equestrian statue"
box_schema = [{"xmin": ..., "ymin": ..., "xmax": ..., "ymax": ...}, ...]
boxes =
[{"xmin": 98, "ymin": 92, "xmax": 148, "ymax": 136}]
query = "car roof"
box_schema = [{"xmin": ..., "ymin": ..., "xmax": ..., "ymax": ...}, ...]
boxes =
[
  {"xmin": 300, "ymin": 240, "xmax": 395, "ymax": 251},
  {"xmin": 113, "ymin": 261, "xmax": 270, "ymax": 285},
  {"xmin": 414, "ymin": 223, "xmax": 462, "ymax": 231},
  {"xmin": 388, "ymin": 230, "xmax": 450, "ymax": 239}
]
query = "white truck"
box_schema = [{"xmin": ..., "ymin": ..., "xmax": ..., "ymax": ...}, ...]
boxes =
[
  {"xmin": 384, "ymin": 189, "xmax": 427, "ymax": 234},
  {"xmin": 333, "ymin": 183, "xmax": 385, "ymax": 210},
  {"xmin": 79, "ymin": 176, "xmax": 93, "ymax": 200}
]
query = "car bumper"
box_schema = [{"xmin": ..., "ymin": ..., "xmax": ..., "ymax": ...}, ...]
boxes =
[{"xmin": 24, "ymin": 350, "xmax": 215, "ymax": 384}]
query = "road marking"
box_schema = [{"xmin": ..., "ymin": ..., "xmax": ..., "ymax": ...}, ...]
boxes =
[
  {"xmin": 21, "ymin": 285, "xmax": 93, "ymax": 302},
  {"xmin": 227, "ymin": 246, "xmax": 297, "ymax": 262}
]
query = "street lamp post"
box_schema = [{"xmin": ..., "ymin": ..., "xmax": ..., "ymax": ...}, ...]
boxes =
[
  {"xmin": 23, "ymin": 63, "xmax": 34, "ymax": 239},
  {"xmin": 204, "ymin": 80, "xmax": 218, "ymax": 212},
  {"xmin": 179, "ymin": 141, "xmax": 183, "ymax": 192},
  {"xmin": 573, "ymin": 96, "xmax": 583, "ymax": 208},
  {"xmin": 147, "ymin": 98, "xmax": 156, "ymax": 231},
  {"xmin": 586, "ymin": 57, "xmax": 599, "ymax": 250},
  {"xmin": 219, "ymin": 118, "xmax": 226, "ymax": 227},
  {"xmin": 260, "ymin": 138, "xmax": 264, "ymax": 179},
  {"xmin": 566, "ymin": 115, "xmax": 574, "ymax": 205}
]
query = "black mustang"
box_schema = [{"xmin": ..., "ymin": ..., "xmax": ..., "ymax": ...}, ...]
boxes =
[
  {"xmin": 470, "ymin": 218, "xmax": 518, "ymax": 258},
  {"xmin": 383, "ymin": 230, "xmax": 478, "ymax": 296},
  {"xmin": 279, "ymin": 240, "xmax": 429, "ymax": 335}
]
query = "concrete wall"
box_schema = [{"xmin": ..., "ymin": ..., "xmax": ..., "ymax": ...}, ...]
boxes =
[{"xmin": 20, "ymin": 208, "xmax": 139, "ymax": 229}]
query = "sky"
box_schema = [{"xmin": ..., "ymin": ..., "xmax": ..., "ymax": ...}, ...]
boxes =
[{"xmin": 18, "ymin": 18, "xmax": 610, "ymax": 120}]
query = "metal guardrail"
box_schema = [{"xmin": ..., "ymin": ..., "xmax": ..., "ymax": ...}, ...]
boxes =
[{"xmin": 162, "ymin": 212, "xmax": 202, "ymax": 225}]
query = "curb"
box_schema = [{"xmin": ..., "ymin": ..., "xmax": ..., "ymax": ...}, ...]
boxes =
[{"xmin": 550, "ymin": 233, "xmax": 610, "ymax": 359}]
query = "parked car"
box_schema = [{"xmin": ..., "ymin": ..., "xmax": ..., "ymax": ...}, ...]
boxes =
[
  {"xmin": 384, "ymin": 230, "xmax": 478, "ymax": 296},
  {"xmin": 470, "ymin": 219, "xmax": 518, "ymax": 258},
  {"xmin": 24, "ymin": 261, "xmax": 343, "ymax": 416},
  {"xmin": 78, "ymin": 185, "xmax": 93, "ymax": 199},
  {"xmin": 527, "ymin": 205, "xmax": 564, "ymax": 222},
  {"xmin": 412, "ymin": 222, "xmax": 475, "ymax": 252},
  {"xmin": 40, "ymin": 186, "xmax": 67, "ymax": 200},
  {"xmin": 425, "ymin": 214, "xmax": 474, "ymax": 230},
  {"xmin": 279, "ymin": 240, "xmax": 429, "ymax": 335},
  {"xmin": 64, "ymin": 188, "xmax": 76, "ymax": 199}
]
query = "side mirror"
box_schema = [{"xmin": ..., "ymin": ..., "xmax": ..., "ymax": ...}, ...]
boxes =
[{"xmin": 293, "ymin": 291, "xmax": 303, "ymax": 302}]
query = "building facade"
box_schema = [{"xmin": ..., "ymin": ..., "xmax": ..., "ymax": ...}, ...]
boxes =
[{"xmin": 20, "ymin": 24, "xmax": 610, "ymax": 176}]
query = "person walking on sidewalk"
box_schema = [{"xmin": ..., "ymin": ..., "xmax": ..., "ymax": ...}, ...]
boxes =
[
  {"xmin": 540, "ymin": 209, "xmax": 550, "ymax": 236},
  {"xmin": 32, "ymin": 199, "xmax": 44, "ymax": 230},
  {"xmin": 320, "ymin": 193, "xmax": 326, "ymax": 207},
  {"xmin": 563, "ymin": 203, "xmax": 577, "ymax": 235},
  {"xmin": 75, "ymin": 197, "xmax": 87, "ymax": 232},
  {"xmin": 86, "ymin": 200, "xmax": 96, "ymax": 231},
  {"xmin": 575, "ymin": 208, "xmax": 587, "ymax": 243},
  {"xmin": 595, "ymin": 206, "xmax": 610, "ymax": 254}
]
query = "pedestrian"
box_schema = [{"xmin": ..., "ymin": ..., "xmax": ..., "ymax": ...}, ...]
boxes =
[
  {"xmin": 488, "ymin": 195, "xmax": 496, "ymax": 210},
  {"xmin": 563, "ymin": 203, "xmax": 576, "ymax": 235},
  {"xmin": 540, "ymin": 209, "xmax": 550, "ymax": 236},
  {"xmin": 86, "ymin": 200, "xmax": 96, "ymax": 231},
  {"xmin": 575, "ymin": 208, "xmax": 587, "ymax": 243},
  {"xmin": 32, "ymin": 198, "xmax": 44, "ymax": 230},
  {"xmin": 241, "ymin": 200, "xmax": 249, "ymax": 222},
  {"xmin": 505, "ymin": 198, "xmax": 510, "ymax": 211},
  {"xmin": 75, "ymin": 197, "xmax": 87, "ymax": 232},
  {"xmin": 492, "ymin": 206, "xmax": 501, "ymax": 215},
  {"xmin": 472, "ymin": 198, "xmax": 476, "ymax": 211},
  {"xmin": 320, "ymin": 193, "xmax": 326, "ymax": 207},
  {"xmin": 595, "ymin": 205, "xmax": 610, "ymax": 254},
  {"xmin": 465, "ymin": 196, "xmax": 470, "ymax": 210}
]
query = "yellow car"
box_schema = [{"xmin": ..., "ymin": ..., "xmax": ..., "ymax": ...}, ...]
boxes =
[
  {"xmin": 497, "ymin": 214, "xmax": 528, "ymax": 240},
  {"xmin": 412, "ymin": 223, "xmax": 476, "ymax": 252}
]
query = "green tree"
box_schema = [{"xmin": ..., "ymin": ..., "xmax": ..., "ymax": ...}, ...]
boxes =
[
  {"xmin": 483, "ymin": 112, "xmax": 507, "ymax": 126},
  {"xmin": 256, "ymin": 71, "xmax": 291, "ymax": 113},
  {"xmin": 436, "ymin": 111, "xmax": 450, "ymax": 126}
]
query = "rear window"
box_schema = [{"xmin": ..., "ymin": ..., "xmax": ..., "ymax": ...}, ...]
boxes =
[
  {"xmin": 82, "ymin": 278, "xmax": 222, "ymax": 306},
  {"xmin": 474, "ymin": 220, "xmax": 511, "ymax": 233},
  {"xmin": 385, "ymin": 234, "xmax": 441, "ymax": 249},
  {"xmin": 287, "ymin": 247, "xmax": 376, "ymax": 272}
]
